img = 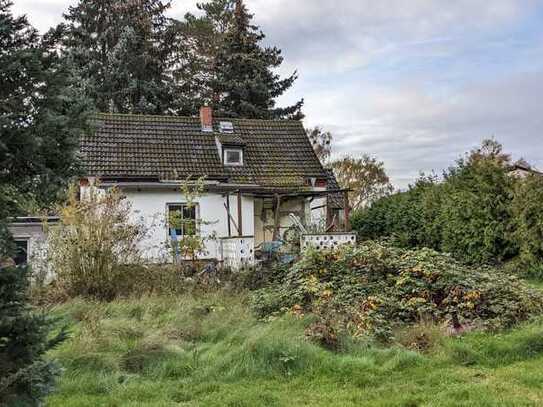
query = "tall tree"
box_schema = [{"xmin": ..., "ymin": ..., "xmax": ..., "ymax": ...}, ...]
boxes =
[
  {"xmin": 0, "ymin": 3, "xmax": 71, "ymax": 404},
  {"xmin": 60, "ymin": 0, "xmax": 176, "ymax": 114},
  {"xmin": 0, "ymin": 265, "xmax": 68, "ymax": 406},
  {"xmin": 170, "ymin": 0, "xmax": 236, "ymax": 115},
  {"xmin": 0, "ymin": 0, "xmax": 91, "ymax": 211},
  {"xmin": 211, "ymin": 0, "xmax": 303, "ymax": 119},
  {"xmin": 332, "ymin": 155, "xmax": 394, "ymax": 210}
]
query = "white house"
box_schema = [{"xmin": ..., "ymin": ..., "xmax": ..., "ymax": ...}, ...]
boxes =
[{"xmin": 9, "ymin": 107, "xmax": 353, "ymax": 270}]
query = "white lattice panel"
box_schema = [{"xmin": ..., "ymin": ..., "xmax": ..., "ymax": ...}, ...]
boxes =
[
  {"xmin": 221, "ymin": 237, "xmax": 255, "ymax": 270},
  {"xmin": 301, "ymin": 233, "xmax": 357, "ymax": 250}
]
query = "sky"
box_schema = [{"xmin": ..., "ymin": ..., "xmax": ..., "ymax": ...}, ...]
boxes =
[{"xmin": 12, "ymin": 0, "xmax": 543, "ymax": 188}]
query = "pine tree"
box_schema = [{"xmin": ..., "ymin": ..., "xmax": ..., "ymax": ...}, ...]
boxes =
[
  {"xmin": 60, "ymin": 0, "xmax": 176, "ymax": 114},
  {"xmin": 189, "ymin": 0, "xmax": 303, "ymax": 119},
  {"xmin": 0, "ymin": 265, "xmax": 68, "ymax": 406}
]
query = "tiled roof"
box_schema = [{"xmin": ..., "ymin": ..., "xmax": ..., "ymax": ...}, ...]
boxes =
[
  {"xmin": 325, "ymin": 169, "xmax": 345, "ymax": 209},
  {"xmin": 216, "ymin": 133, "xmax": 246, "ymax": 146},
  {"xmin": 81, "ymin": 113, "xmax": 327, "ymax": 188}
]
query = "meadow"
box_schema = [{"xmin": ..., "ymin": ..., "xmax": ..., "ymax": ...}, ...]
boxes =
[{"xmin": 45, "ymin": 290, "xmax": 543, "ymax": 407}]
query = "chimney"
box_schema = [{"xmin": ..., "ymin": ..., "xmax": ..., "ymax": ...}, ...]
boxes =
[{"xmin": 200, "ymin": 106, "xmax": 213, "ymax": 132}]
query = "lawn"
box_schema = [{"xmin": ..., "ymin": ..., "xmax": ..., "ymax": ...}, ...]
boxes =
[{"xmin": 45, "ymin": 291, "xmax": 543, "ymax": 407}]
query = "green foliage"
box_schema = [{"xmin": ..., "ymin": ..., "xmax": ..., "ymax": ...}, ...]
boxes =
[
  {"xmin": 43, "ymin": 293, "xmax": 543, "ymax": 406},
  {"xmin": 169, "ymin": 177, "xmax": 216, "ymax": 262},
  {"xmin": 251, "ymin": 242, "xmax": 543, "ymax": 341},
  {"xmin": 352, "ymin": 140, "xmax": 541, "ymax": 268},
  {"xmin": 438, "ymin": 143, "xmax": 516, "ymax": 264},
  {"xmin": 0, "ymin": 0, "xmax": 91, "ymax": 210},
  {"xmin": 170, "ymin": 0, "xmax": 236, "ymax": 115},
  {"xmin": 60, "ymin": 0, "xmax": 175, "ymax": 114},
  {"xmin": 510, "ymin": 174, "xmax": 543, "ymax": 278},
  {"xmin": 58, "ymin": 0, "xmax": 303, "ymax": 119},
  {"xmin": 351, "ymin": 175, "xmax": 442, "ymax": 248},
  {"xmin": 211, "ymin": 0, "xmax": 304, "ymax": 119},
  {"xmin": 0, "ymin": 266, "xmax": 67, "ymax": 406}
]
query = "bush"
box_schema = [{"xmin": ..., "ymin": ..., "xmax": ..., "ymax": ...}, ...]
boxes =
[
  {"xmin": 47, "ymin": 186, "xmax": 147, "ymax": 300},
  {"xmin": 251, "ymin": 242, "xmax": 543, "ymax": 342},
  {"xmin": 510, "ymin": 174, "xmax": 543, "ymax": 278},
  {"xmin": 352, "ymin": 140, "xmax": 524, "ymax": 267},
  {"xmin": 352, "ymin": 175, "xmax": 442, "ymax": 250}
]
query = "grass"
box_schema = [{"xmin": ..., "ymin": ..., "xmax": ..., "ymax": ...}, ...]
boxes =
[{"xmin": 45, "ymin": 291, "xmax": 543, "ymax": 407}]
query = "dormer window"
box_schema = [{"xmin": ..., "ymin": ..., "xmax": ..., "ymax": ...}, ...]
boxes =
[{"xmin": 224, "ymin": 148, "xmax": 243, "ymax": 166}]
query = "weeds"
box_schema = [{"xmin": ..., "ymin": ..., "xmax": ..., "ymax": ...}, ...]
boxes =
[{"xmin": 44, "ymin": 294, "xmax": 543, "ymax": 406}]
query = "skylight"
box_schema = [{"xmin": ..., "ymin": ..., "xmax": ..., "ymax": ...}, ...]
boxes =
[{"xmin": 219, "ymin": 121, "xmax": 234, "ymax": 133}]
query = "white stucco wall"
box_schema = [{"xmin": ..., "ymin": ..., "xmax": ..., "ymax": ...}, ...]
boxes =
[{"xmin": 121, "ymin": 188, "xmax": 254, "ymax": 262}]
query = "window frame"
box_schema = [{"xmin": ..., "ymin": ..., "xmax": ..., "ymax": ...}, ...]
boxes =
[
  {"xmin": 13, "ymin": 239, "xmax": 29, "ymax": 266},
  {"xmin": 166, "ymin": 203, "xmax": 200, "ymax": 239},
  {"xmin": 223, "ymin": 148, "xmax": 243, "ymax": 166}
]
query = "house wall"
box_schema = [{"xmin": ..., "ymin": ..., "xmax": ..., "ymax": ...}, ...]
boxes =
[
  {"xmin": 120, "ymin": 188, "xmax": 254, "ymax": 262},
  {"xmin": 7, "ymin": 223, "xmax": 52, "ymax": 282}
]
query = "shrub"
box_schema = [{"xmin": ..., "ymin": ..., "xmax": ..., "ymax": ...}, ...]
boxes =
[
  {"xmin": 351, "ymin": 175, "xmax": 443, "ymax": 250},
  {"xmin": 47, "ymin": 185, "xmax": 147, "ymax": 300},
  {"xmin": 352, "ymin": 140, "xmax": 521, "ymax": 266},
  {"xmin": 394, "ymin": 318, "xmax": 447, "ymax": 352},
  {"xmin": 510, "ymin": 174, "xmax": 543, "ymax": 278},
  {"xmin": 251, "ymin": 242, "xmax": 543, "ymax": 342},
  {"xmin": 438, "ymin": 150, "xmax": 516, "ymax": 264}
]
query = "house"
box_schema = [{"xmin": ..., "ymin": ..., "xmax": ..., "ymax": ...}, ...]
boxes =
[
  {"xmin": 509, "ymin": 162, "xmax": 543, "ymax": 178},
  {"xmin": 73, "ymin": 107, "xmax": 353, "ymax": 268},
  {"xmin": 7, "ymin": 107, "xmax": 353, "ymax": 270},
  {"xmin": 5, "ymin": 216, "xmax": 58, "ymax": 280}
]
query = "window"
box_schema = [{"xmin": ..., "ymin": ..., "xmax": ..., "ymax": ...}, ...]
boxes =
[
  {"xmin": 14, "ymin": 240, "xmax": 29, "ymax": 266},
  {"xmin": 224, "ymin": 148, "xmax": 243, "ymax": 166},
  {"xmin": 219, "ymin": 121, "xmax": 234, "ymax": 133},
  {"xmin": 168, "ymin": 204, "xmax": 198, "ymax": 238}
]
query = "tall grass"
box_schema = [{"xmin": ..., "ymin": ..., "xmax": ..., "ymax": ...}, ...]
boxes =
[{"xmin": 46, "ymin": 292, "xmax": 543, "ymax": 406}]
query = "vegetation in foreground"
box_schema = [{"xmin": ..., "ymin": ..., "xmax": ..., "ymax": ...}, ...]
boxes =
[
  {"xmin": 44, "ymin": 292, "xmax": 543, "ymax": 407},
  {"xmin": 252, "ymin": 242, "xmax": 543, "ymax": 344},
  {"xmin": 0, "ymin": 266, "xmax": 67, "ymax": 406}
]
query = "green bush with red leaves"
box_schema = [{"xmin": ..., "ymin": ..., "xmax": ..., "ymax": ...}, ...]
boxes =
[{"xmin": 251, "ymin": 241, "xmax": 543, "ymax": 342}]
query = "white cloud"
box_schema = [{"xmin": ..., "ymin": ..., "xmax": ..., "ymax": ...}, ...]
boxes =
[{"xmin": 302, "ymin": 70, "xmax": 543, "ymax": 187}]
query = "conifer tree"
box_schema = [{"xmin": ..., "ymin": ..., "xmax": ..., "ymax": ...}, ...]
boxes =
[
  {"xmin": 60, "ymin": 0, "xmax": 176, "ymax": 114},
  {"xmin": 0, "ymin": 265, "xmax": 68, "ymax": 406},
  {"xmin": 170, "ymin": 0, "xmax": 236, "ymax": 115},
  {"xmin": 212, "ymin": 0, "xmax": 303, "ymax": 119},
  {"xmin": 177, "ymin": 0, "xmax": 303, "ymax": 119},
  {"xmin": 0, "ymin": 0, "xmax": 91, "ymax": 210}
]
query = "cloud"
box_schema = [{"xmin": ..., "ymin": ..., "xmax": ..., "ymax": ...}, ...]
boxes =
[
  {"xmin": 303, "ymin": 70, "xmax": 543, "ymax": 187},
  {"xmin": 10, "ymin": 0, "xmax": 543, "ymax": 188},
  {"xmin": 248, "ymin": 0, "xmax": 536, "ymax": 75}
]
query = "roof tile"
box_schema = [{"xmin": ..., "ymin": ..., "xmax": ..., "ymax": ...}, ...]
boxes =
[{"xmin": 81, "ymin": 113, "xmax": 326, "ymax": 188}]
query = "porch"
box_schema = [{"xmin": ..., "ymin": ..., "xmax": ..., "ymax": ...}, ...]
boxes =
[{"xmin": 218, "ymin": 186, "xmax": 355, "ymax": 269}]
